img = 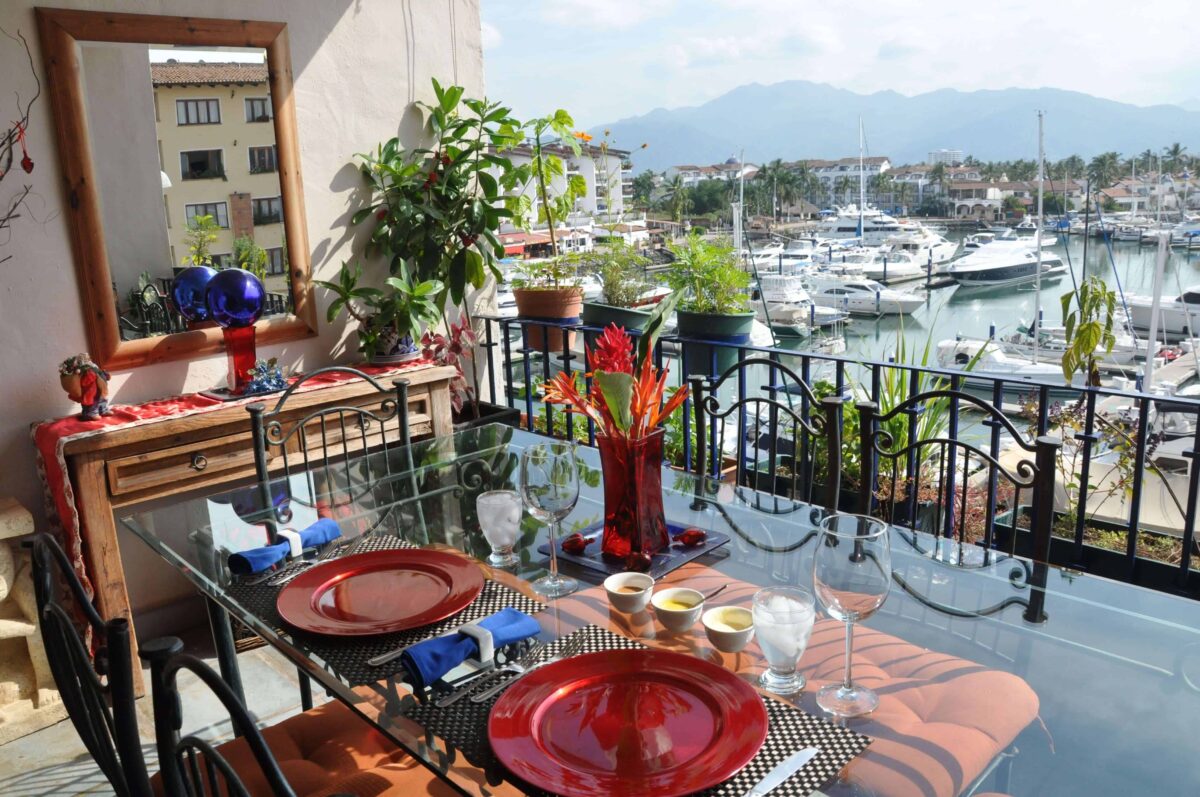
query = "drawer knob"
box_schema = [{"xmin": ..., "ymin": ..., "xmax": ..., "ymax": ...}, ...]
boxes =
[{"xmin": 190, "ymin": 453, "xmax": 208, "ymax": 471}]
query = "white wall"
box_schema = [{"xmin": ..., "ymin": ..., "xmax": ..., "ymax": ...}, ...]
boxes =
[{"xmin": 0, "ymin": 0, "xmax": 483, "ymax": 631}]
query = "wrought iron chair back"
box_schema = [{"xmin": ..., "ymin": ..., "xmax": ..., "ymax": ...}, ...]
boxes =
[
  {"xmin": 689, "ymin": 356, "xmax": 843, "ymax": 514},
  {"xmin": 247, "ymin": 367, "xmax": 413, "ymax": 536},
  {"xmin": 856, "ymin": 391, "xmax": 1060, "ymax": 623},
  {"xmin": 30, "ymin": 533, "xmax": 152, "ymax": 797}
]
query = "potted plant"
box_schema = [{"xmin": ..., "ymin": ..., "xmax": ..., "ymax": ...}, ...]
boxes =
[
  {"xmin": 317, "ymin": 262, "xmax": 442, "ymax": 363},
  {"xmin": 511, "ymin": 256, "xmax": 584, "ymax": 350},
  {"xmin": 580, "ymin": 240, "xmax": 656, "ymax": 331},
  {"xmin": 664, "ymin": 235, "xmax": 754, "ymax": 375}
]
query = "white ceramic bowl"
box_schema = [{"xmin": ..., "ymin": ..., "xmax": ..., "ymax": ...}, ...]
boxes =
[
  {"xmin": 702, "ymin": 606, "xmax": 755, "ymax": 653},
  {"xmin": 651, "ymin": 587, "xmax": 705, "ymax": 633},
  {"xmin": 604, "ymin": 573, "xmax": 654, "ymax": 613}
]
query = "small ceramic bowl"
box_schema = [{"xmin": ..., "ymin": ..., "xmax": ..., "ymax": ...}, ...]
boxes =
[
  {"xmin": 604, "ymin": 573, "xmax": 654, "ymax": 613},
  {"xmin": 651, "ymin": 587, "xmax": 705, "ymax": 632},
  {"xmin": 702, "ymin": 606, "xmax": 755, "ymax": 653}
]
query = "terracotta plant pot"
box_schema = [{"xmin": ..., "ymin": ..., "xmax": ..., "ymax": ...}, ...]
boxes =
[{"xmin": 513, "ymin": 286, "xmax": 583, "ymax": 352}]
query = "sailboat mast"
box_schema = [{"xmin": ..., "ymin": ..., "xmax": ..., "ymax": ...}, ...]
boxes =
[
  {"xmin": 858, "ymin": 118, "xmax": 865, "ymax": 238},
  {"xmin": 1034, "ymin": 110, "xmax": 1045, "ymax": 365}
]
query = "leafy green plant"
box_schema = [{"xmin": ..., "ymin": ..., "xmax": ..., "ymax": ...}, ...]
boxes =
[
  {"xmin": 232, "ymin": 236, "xmax": 267, "ymax": 281},
  {"xmin": 522, "ymin": 110, "xmax": 587, "ymax": 255},
  {"xmin": 342, "ymin": 78, "xmax": 526, "ymax": 309},
  {"xmin": 664, "ymin": 236, "xmax": 750, "ymax": 314},
  {"xmin": 586, "ymin": 240, "xmax": 650, "ymax": 308},
  {"xmin": 180, "ymin": 214, "xmax": 219, "ymax": 267},
  {"xmin": 510, "ymin": 257, "xmax": 580, "ymax": 290},
  {"xmin": 1060, "ymin": 275, "xmax": 1117, "ymax": 386},
  {"xmin": 316, "ymin": 263, "xmax": 443, "ymax": 356}
]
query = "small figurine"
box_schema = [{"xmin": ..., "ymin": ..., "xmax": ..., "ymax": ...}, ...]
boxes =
[
  {"xmin": 59, "ymin": 354, "xmax": 113, "ymax": 420},
  {"xmin": 242, "ymin": 358, "xmax": 288, "ymax": 396}
]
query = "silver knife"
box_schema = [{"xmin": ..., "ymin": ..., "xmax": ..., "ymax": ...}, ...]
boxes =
[{"xmin": 741, "ymin": 747, "xmax": 821, "ymax": 797}]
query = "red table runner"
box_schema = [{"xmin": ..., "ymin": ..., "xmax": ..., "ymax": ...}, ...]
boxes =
[{"xmin": 31, "ymin": 360, "xmax": 433, "ymax": 605}]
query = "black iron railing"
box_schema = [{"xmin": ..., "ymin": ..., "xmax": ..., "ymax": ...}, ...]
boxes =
[{"xmin": 476, "ymin": 314, "xmax": 1200, "ymax": 599}]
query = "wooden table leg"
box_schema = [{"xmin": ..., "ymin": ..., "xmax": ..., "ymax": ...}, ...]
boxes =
[
  {"xmin": 429, "ymin": 377, "xmax": 455, "ymax": 438},
  {"xmin": 71, "ymin": 453, "xmax": 145, "ymax": 696}
]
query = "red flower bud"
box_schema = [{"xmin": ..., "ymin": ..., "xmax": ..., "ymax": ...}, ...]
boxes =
[
  {"xmin": 20, "ymin": 154, "xmax": 34, "ymax": 174},
  {"xmin": 677, "ymin": 527, "xmax": 707, "ymax": 547},
  {"xmin": 376, "ymin": 208, "xmax": 387, "ymax": 221},
  {"xmin": 561, "ymin": 532, "xmax": 592, "ymax": 556}
]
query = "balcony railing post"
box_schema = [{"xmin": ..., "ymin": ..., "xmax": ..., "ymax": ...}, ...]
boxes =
[
  {"xmin": 821, "ymin": 395, "xmax": 843, "ymax": 513},
  {"xmin": 856, "ymin": 401, "xmax": 877, "ymax": 515},
  {"xmin": 1024, "ymin": 434, "xmax": 1061, "ymax": 623},
  {"xmin": 689, "ymin": 375, "xmax": 709, "ymax": 510}
]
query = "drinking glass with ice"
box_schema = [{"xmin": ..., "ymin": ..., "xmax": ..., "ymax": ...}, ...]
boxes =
[
  {"xmin": 751, "ymin": 586, "xmax": 816, "ymax": 694},
  {"xmin": 476, "ymin": 490, "xmax": 523, "ymax": 567}
]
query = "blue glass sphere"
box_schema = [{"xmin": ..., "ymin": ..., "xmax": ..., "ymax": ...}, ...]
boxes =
[
  {"xmin": 171, "ymin": 266, "xmax": 218, "ymax": 322},
  {"xmin": 206, "ymin": 268, "xmax": 266, "ymax": 329}
]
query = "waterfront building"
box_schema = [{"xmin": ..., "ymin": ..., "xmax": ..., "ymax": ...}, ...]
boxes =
[{"xmin": 928, "ymin": 148, "xmax": 964, "ymax": 166}]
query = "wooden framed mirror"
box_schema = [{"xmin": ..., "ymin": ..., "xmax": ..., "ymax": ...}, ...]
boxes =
[{"xmin": 36, "ymin": 8, "xmax": 316, "ymax": 371}]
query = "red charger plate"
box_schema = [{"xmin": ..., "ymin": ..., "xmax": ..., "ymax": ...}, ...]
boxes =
[
  {"xmin": 489, "ymin": 649, "xmax": 768, "ymax": 797},
  {"xmin": 276, "ymin": 549, "xmax": 484, "ymax": 636}
]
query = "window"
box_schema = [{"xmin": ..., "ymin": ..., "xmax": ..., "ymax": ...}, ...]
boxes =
[
  {"xmin": 185, "ymin": 202, "xmax": 229, "ymax": 228},
  {"xmin": 248, "ymin": 145, "xmax": 277, "ymax": 174},
  {"xmin": 176, "ymin": 98, "xmax": 220, "ymax": 125},
  {"xmin": 253, "ymin": 196, "xmax": 283, "ymax": 225},
  {"xmin": 180, "ymin": 150, "xmax": 224, "ymax": 180},
  {"xmin": 265, "ymin": 247, "xmax": 286, "ymax": 275},
  {"xmin": 245, "ymin": 97, "xmax": 272, "ymax": 122},
  {"xmin": 210, "ymin": 253, "xmax": 231, "ymax": 268}
]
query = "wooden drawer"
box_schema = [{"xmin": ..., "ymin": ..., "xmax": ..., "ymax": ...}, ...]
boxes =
[{"xmin": 107, "ymin": 432, "xmax": 254, "ymax": 497}]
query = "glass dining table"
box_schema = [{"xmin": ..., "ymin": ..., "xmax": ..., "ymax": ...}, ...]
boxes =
[{"xmin": 119, "ymin": 423, "xmax": 1200, "ymax": 797}]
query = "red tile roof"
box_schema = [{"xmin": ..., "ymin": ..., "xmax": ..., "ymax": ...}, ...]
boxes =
[{"xmin": 150, "ymin": 62, "xmax": 268, "ymax": 86}]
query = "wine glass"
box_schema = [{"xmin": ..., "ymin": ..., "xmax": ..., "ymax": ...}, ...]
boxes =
[
  {"xmin": 520, "ymin": 441, "xmax": 580, "ymax": 598},
  {"xmin": 752, "ymin": 587, "xmax": 816, "ymax": 694},
  {"xmin": 813, "ymin": 513, "xmax": 892, "ymax": 717},
  {"xmin": 476, "ymin": 490, "xmax": 522, "ymax": 567}
]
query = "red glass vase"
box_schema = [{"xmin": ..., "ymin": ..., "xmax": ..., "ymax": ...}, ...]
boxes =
[
  {"xmin": 222, "ymin": 325, "xmax": 257, "ymax": 394},
  {"xmin": 597, "ymin": 429, "xmax": 669, "ymax": 560}
]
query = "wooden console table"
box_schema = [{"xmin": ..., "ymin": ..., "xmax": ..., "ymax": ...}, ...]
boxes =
[{"xmin": 55, "ymin": 363, "xmax": 457, "ymax": 692}]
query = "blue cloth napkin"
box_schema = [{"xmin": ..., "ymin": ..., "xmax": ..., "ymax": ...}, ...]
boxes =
[
  {"xmin": 401, "ymin": 608, "xmax": 541, "ymax": 690},
  {"xmin": 227, "ymin": 518, "xmax": 341, "ymax": 575}
]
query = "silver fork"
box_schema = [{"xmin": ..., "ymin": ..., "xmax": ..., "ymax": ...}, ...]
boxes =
[
  {"xmin": 257, "ymin": 538, "xmax": 346, "ymax": 587},
  {"xmin": 469, "ymin": 635, "xmax": 586, "ymax": 703},
  {"xmin": 433, "ymin": 641, "xmax": 547, "ymax": 707}
]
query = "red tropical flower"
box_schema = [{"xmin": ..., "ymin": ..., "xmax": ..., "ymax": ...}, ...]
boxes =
[{"xmin": 588, "ymin": 323, "xmax": 633, "ymax": 375}]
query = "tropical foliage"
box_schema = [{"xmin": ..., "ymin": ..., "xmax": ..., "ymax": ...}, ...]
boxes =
[
  {"xmin": 180, "ymin": 214, "xmax": 219, "ymax": 267},
  {"xmin": 1059, "ymin": 276, "xmax": 1117, "ymax": 386},
  {"xmin": 664, "ymin": 236, "xmax": 750, "ymax": 314},
  {"xmin": 543, "ymin": 294, "xmax": 687, "ymax": 441}
]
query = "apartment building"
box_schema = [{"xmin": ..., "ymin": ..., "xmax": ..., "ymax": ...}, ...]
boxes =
[{"xmin": 152, "ymin": 60, "xmax": 289, "ymax": 298}]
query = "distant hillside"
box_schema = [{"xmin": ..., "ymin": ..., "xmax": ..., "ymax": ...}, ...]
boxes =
[{"xmin": 593, "ymin": 81, "xmax": 1200, "ymax": 173}]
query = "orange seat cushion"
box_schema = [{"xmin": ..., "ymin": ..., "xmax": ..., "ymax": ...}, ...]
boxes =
[{"xmin": 152, "ymin": 699, "xmax": 457, "ymax": 797}]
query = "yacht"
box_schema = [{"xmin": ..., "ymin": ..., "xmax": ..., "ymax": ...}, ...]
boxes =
[
  {"xmin": 805, "ymin": 275, "xmax": 925, "ymax": 316},
  {"xmin": 936, "ymin": 338, "xmax": 1076, "ymax": 396},
  {"xmin": 999, "ymin": 323, "xmax": 1141, "ymax": 368},
  {"xmin": 816, "ymin": 204, "xmax": 905, "ymax": 245},
  {"xmin": 1123, "ymin": 285, "xmax": 1200, "ymax": 337},
  {"xmin": 963, "ymin": 232, "xmax": 997, "ymax": 249},
  {"xmin": 880, "ymin": 229, "xmax": 959, "ymax": 267},
  {"xmin": 947, "ymin": 241, "xmax": 1066, "ymax": 287},
  {"xmin": 751, "ymin": 274, "xmax": 848, "ymax": 336},
  {"xmin": 815, "ymin": 246, "xmax": 925, "ymax": 282}
]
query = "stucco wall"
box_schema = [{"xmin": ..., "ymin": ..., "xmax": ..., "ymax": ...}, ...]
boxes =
[{"xmin": 0, "ymin": 0, "xmax": 483, "ymax": 631}]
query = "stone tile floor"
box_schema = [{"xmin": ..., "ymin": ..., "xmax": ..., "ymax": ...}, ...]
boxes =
[{"xmin": 0, "ymin": 625, "xmax": 324, "ymax": 797}]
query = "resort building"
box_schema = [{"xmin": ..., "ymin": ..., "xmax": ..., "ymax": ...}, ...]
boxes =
[
  {"xmin": 665, "ymin": 158, "xmax": 758, "ymax": 187},
  {"xmin": 947, "ymin": 181, "xmax": 1004, "ymax": 219},
  {"xmin": 928, "ymin": 148, "xmax": 964, "ymax": 166}
]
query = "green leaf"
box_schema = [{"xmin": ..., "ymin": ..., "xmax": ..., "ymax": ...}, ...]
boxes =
[
  {"xmin": 465, "ymin": 247, "xmax": 486, "ymax": 288},
  {"xmin": 636, "ymin": 290, "xmax": 682, "ymax": 373},
  {"xmin": 595, "ymin": 371, "xmax": 634, "ymax": 433},
  {"xmin": 351, "ymin": 207, "xmax": 375, "ymax": 226},
  {"xmin": 440, "ymin": 85, "xmax": 464, "ymax": 113}
]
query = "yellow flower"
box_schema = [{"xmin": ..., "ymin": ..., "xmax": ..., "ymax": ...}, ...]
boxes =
[{"xmin": 573, "ymin": 131, "xmax": 593, "ymax": 142}]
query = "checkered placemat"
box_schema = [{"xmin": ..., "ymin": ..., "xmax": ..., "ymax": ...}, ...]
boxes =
[
  {"xmin": 404, "ymin": 624, "xmax": 871, "ymax": 797},
  {"xmin": 225, "ymin": 534, "xmax": 545, "ymax": 686}
]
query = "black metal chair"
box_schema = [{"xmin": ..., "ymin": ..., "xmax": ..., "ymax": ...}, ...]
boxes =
[
  {"xmin": 31, "ymin": 533, "xmax": 432, "ymax": 797},
  {"xmin": 247, "ymin": 366, "xmax": 415, "ymax": 538},
  {"xmin": 856, "ymin": 392, "xmax": 1061, "ymax": 623},
  {"xmin": 30, "ymin": 532, "xmax": 152, "ymax": 797},
  {"xmin": 689, "ymin": 356, "xmax": 844, "ymax": 514}
]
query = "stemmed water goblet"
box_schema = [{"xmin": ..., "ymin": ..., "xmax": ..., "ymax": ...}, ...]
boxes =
[
  {"xmin": 520, "ymin": 441, "xmax": 579, "ymax": 598},
  {"xmin": 813, "ymin": 512, "xmax": 892, "ymax": 717}
]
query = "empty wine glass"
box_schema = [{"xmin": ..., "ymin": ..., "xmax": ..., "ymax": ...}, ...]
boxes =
[
  {"xmin": 520, "ymin": 441, "xmax": 579, "ymax": 598},
  {"xmin": 813, "ymin": 513, "xmax": 892, "ymax": 717},
  {"xmin": 476, "ymin": 490, "xmax": 522, "ymax": 567},
  {"xmin": 752, "ymin": 587, "xmax": 816, "ymax": 694}
]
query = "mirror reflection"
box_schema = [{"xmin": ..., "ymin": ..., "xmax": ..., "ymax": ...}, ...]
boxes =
[{"xmin": 78, "ymin": 42, "xmax": 293, "ymax": 340}]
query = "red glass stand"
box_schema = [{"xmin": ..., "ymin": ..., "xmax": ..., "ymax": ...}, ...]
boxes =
[
  {"xmin": 597, "ymin": 429, "xmax": 670, "ymax": 560},
  {"xmin": 223, "ymin": 325, "xmax": 257, "ymax": 395}
]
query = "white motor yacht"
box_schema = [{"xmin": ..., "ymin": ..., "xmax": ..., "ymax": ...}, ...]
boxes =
[
  {"xmin": 752, "ymin": 273, "xmax": 848, "ymax": 336},
  {"xmin": 815, "ymin": 246, "xmax": 925, "ymax": 282},
  {"xmin": 936, "ymin": 338, "xmax": 1076, "ymax": 395},
  {"xmin": 1123, "ymin": 285, "xmax": 1200, "ymax": 337},
  {"xmin": 816, "ymin": 205, "xmax": 906, "ymax": 245},
  {"xmin": 805, "ymin": 274, "xmax": 925, "ymax": 316},
  {"xmin": 880, "ymin": 229, "xmax": 959, "ymax": 267},
  {"xmin": 999, "ymin": 323, "xmax": 1141, "ymax": 368},
  {"xmin": 947, "ymin": 240, "xmax": 1066, "ymax": 287}
]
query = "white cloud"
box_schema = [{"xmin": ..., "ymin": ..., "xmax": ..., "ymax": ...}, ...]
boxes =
[
  {"xmin": 543, "ymin": 0, "xmax": 677, "ymax": 30},
  {"xmin": 480, "ymin": 20, "xmax": 502, "ymax": 49}
]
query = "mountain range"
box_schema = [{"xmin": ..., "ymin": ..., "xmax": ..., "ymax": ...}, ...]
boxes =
[{"xmin": 590, "ymin": 81, "xmax": 1200, "ymax": 173}]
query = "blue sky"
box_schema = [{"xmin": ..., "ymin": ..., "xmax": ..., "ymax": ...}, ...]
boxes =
[{"xmin": 480, "ymin": 0, "xmax": 1200, "ymax": 127}]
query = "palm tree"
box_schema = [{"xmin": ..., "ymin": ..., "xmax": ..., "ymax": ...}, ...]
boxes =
[
  {"xmin": 665, "ymin": 175, "xmax": 690, "ymax": 223},
  {"xmin": 929, "ymin": 163, "xmax": 947, "ymax": 197},
  {"xmin": 1164, "ymin": 143, "xmax": 1188, "ymax": 174},
  {"xmin": 1138, "ymin": 148, "xmax": 1156, "ymax": 174},
  {"xmin": 834, "ymin": 176, "xmax": 854, "ymax": 206},
  {"xmin": 776, "ymin": 170, "xmax": 801, "ymax": 220},
  {"xmin": 755, "ymin": 158, "xmax": 788, "ymax": 221},
  {"xmin": 869, "ymin": 172, "xmax": 894, "ymax": 208},
  {"xmin": 1056, "ymin": 154, "xmax": 1085, "ymax": 182},
  {"xmin": 1088, "ymin": 152, "xmax": 1122, "ymax": 188},
  {"xmin": 894, "ymin": 180, "xmax": 912, "ymax": 215}
]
